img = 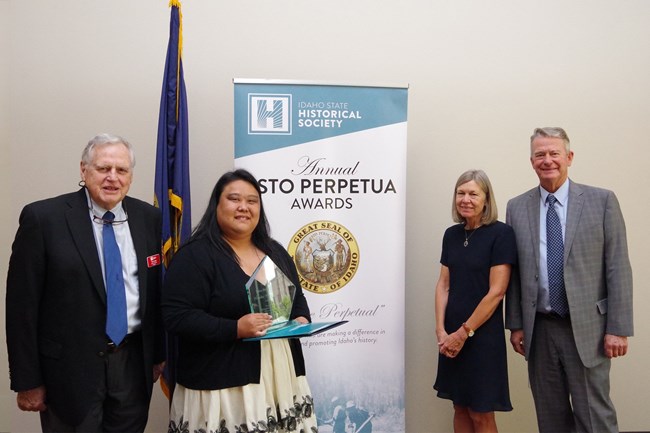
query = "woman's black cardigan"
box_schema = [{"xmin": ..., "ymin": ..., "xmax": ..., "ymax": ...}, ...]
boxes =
[{"xmin": 161, "ymin": 237, "xmax": 310, "ymax": 390}]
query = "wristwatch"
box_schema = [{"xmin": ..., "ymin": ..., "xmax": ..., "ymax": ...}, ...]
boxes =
[{"xmin": 462, "ymin": 322, "xmax": 474, "ymax": 337}]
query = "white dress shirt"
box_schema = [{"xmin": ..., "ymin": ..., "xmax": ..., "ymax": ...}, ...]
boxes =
[{"xmin": 86, "ymin": 191, "xmax": 142, "ymax": 333}]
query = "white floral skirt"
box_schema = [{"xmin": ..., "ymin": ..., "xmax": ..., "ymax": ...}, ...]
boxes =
[{"xmin": 168, "ymin": 339, "xmax": 318, "ymax": 433}]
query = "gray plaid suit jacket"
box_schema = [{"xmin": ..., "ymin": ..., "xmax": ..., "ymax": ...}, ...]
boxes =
[{"xmin": 505, "ymin": 180, "xmax": 633, "ymax": 368}]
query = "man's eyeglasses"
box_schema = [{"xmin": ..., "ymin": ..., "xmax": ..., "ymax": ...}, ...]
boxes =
[
  {"xmin": 92, "ymin": 214, "xmax": 129, "ymax": 225},
  {"xmin": 88, "ymin": 200, "xmax": 128, "ymax": 225}
]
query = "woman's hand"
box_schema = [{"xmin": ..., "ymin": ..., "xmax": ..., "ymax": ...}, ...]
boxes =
[
  {"xmin": 436, "ymin": 328, "xmax": 448, "ymax": 345},
  {"xmin": 237, "ymin": 313, "xmax": 273, "ymax": 338},
  {"xmin": 153, "ymin": 362, "xmax": 166, "ymax": 382},
  {"xmin": 438, "ymin": 329, "xmax": 467, "ymax": 358},
  {"xmin": 293, "ymin": 316, "xmax": 309, "ymax": 324}
]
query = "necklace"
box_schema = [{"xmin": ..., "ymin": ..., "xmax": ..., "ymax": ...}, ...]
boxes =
[{"xmin": 464, "ymin": 226, "xmax": 481, "ymax": 247}]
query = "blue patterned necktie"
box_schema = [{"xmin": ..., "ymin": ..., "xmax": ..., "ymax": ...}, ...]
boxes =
[
  {"xmin": 103, "ymin": 211, "xmax": 128, "ymax": 345},
  {"xmin": 546, "ymin": 195, "xmax": 569, "ymax": 317}
]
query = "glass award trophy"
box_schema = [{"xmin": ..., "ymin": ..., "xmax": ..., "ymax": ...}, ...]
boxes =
[{"xmin": 243, "ymin": 255, "xmax": 347, "ymax": 341}]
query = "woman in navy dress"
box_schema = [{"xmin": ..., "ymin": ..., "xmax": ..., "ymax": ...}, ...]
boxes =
[{"xmin": 433, "ymin": 169, "xmax": 517, "ymax": 433}]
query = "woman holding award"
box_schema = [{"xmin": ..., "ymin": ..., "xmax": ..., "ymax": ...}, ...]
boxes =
[
  {"xmin": 162, "ymin": 169, "xmax": 317, "ymax": 433},
  {"xmin": 433, "ymin": 169, "xmax": 517, "ymax": 433}
]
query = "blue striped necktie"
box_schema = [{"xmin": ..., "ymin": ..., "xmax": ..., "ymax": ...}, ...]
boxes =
[
  {"xmin": 103, "ymin": 211, "xmax": 128, "ymax": 345},
  {"xmin": 546, "ymin": 194, "xmax": 569, "ymax": 317}
]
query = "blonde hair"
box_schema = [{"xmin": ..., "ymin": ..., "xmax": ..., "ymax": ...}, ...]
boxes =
[{"xmin": 451, "ymin": 169, "xmax": 498, "ymax": 225}]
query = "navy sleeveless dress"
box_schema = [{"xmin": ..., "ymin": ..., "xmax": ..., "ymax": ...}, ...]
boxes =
[{"xmin": 434, "ymin": 221, "xmax": 516, "ymax": 412}]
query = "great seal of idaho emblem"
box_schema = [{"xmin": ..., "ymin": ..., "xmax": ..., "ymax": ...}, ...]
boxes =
[{"xmin": 287, "ymin": 220, "xmax": 360, "ymax": 294}]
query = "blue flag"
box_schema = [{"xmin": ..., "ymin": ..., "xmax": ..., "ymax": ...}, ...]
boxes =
[{"xmin": 154, "ymin": 0, "xmax": 191, "ymax": 400}]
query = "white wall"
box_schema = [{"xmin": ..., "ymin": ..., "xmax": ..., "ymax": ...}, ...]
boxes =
[
  {"xmin": 1, "ymin": 0, "xmax": 12, "ymax": 428},
  {"xmin": 2, "ymin": 1, "xmax": 649, "ymax": 432}
]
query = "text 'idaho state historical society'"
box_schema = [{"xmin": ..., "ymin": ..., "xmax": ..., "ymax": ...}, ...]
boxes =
[{"xmin": 296, "ymin": 101, "xmax": 362, "ymax": 128}]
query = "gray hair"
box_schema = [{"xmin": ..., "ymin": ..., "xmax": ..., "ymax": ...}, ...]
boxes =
[
  {"xmin": 530, "ymin": 127, "xmax": 571, "ymax": 156},
  {"xmin": 451, "ymin": 169, "xmax": 499, "ymax": 225},
  {"xmin": 81, "ymin": 133, "xmax": 135, "ymax": 168}
]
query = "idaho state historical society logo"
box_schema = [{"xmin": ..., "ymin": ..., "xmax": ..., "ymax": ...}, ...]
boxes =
[
  {"xmin": 248, "ymin": 93, "xmax": 292, "ymax": 135},
  {"xmin": 288, "ymin": 221, "xmax": 359, "ymax": 294}
]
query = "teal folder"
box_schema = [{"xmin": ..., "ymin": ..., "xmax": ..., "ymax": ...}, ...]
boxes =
[{"xmin": 243, "ymin": 320, "xmax": 347, "ymax": 341}]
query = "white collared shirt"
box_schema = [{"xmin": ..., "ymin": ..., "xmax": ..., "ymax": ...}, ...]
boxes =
[
  {"xmin": 86, "ymin": 191, "xmax": 142, "ymax": 333},
  {"xmin": 537, "ymin": 179, "xmax": 569, "ymax": 313}
]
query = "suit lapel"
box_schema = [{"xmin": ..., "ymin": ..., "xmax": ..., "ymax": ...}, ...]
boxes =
[
  {"xmin": 66, "ymin": 189, "xmax": 107, "ymax": 303},
  {"xmin": 525, "ymin": 188, "xmax": 541, "ymax": 265},
  {"xmin": 564, "ymin": 180, "xmax": 584, "ymax": 261},
  {"xmin": 124, "ymin": 197, "xmax": 149, "ymax": 318}
]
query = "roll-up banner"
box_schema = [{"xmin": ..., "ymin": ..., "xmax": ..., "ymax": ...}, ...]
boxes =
[{"xmin": 234, "ymin": 79, "xmax": 408, "ymax": 432}]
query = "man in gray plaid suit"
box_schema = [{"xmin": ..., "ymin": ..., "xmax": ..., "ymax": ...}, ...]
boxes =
[{"xmin": 505, "ymin": 127, "xmax": 633, "ymax": 433}]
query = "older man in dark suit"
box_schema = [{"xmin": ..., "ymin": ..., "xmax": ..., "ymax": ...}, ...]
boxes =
[
  {"xmin": 505, "ymin": 127, "xmax": 633, "ymax": 432},
  {"xmin": 6, "ymin": 133, "xmax": 165, "ymax": 432}
]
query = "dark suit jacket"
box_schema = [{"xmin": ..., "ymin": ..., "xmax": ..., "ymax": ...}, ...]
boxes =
[
  {"xmin": 505, "ymin": 180, "xmax": 633, "ymax": 368},
  {"xmin": 5, "ymin": 188, "xmax": 164, "ymax": 425}
]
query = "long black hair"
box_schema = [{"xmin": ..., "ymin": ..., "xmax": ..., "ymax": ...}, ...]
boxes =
[{"xmin": 188, "ymin": 168, "xmax": 273, "ymax": 263}]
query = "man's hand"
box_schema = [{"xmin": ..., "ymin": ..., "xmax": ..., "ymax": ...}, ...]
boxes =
[
  {"xmin": 510, "ymin": 329, "xmax": 525, "ymax": 356},
  {"xmin": 604, "ymin": 334, "xmax": 628, "ymax": 358},
  {"xmin": 17, "ymin": 386, "xmax": 47, "ymax": 412}
]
